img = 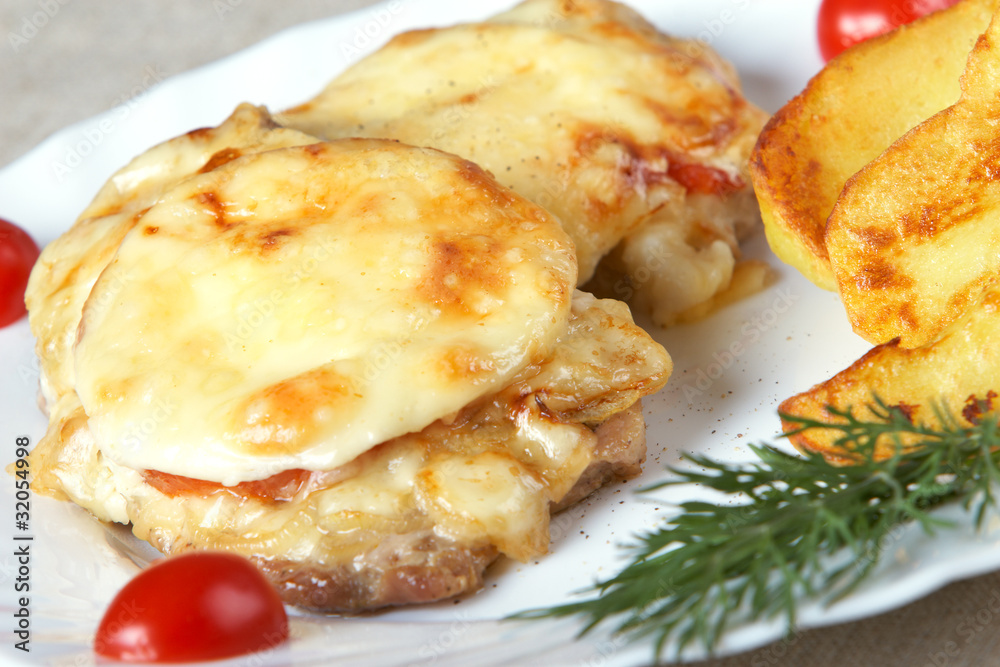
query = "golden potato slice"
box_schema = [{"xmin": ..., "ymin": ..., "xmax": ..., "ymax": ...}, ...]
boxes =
[
  {"xmin": 826, "ymin": 7, "xmax": 1000, "ymax": 349},
  {"xmin": 749, "ymin": 0, "xmax": 995, "ymax": 291},
  {"xmin": 780, "ymin": 286, "xmax": 1000, "ymax": 463}
]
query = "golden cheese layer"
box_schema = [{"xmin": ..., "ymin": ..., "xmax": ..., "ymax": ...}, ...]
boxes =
[
  {"xmin": 27, "ymin": 105, "xmax": 319, "ymax": 406},
  {"xmin": 29, "ymin": 108, "xmax": 577, "ymax": 484},
  {"xmin": 278, "ymin": 0, "xmax": 767, "ymax": 305},
  {"xmin": 31, "ymin": 291, "xmax": 671, "ymax": 566}
]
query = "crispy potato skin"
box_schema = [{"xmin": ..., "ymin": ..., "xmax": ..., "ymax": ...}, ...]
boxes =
[
  {"xmin": 781, "ymin": 287, "xmax": 1000, "ymax": 462},
  {"xmin": 826, "ymin": 6, "xmax": 1000, "ymax": 349},
  {"xmin": 749, "ymin": 0, "xmax": 996, "ymax": 292},
  {"xmin": 766, "ymin": 0, "xmax": 1000, "ymax": 461}
]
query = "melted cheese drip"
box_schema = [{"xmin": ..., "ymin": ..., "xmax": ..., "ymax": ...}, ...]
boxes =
[{"xmin": 72, "ymin": 141, "xmax": 575, "ymax": 484}]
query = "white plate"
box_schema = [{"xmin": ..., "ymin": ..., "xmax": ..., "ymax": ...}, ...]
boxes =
[{"xmin": 3, "ymin": 1, "xmax": 996, "ymax": 665}]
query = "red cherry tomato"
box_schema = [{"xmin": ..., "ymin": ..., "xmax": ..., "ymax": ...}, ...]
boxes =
[
  {"xmin": 817, "ymin": 0, "xmax": 962, "ymax": 62},
  {"xmin": 0, "ymin": 218, "xmax": 40, "ymax": 328},
  {"xmin": 94, "ymin": 552, "xmax": 289, "ymax": 663}
]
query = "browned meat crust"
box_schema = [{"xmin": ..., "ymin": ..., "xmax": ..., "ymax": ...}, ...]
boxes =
[{"xmin": 552, "ymin": 401, "xmax": 645, "ymax": 512}]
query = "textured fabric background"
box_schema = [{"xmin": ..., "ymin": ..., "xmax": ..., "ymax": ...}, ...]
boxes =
[{"xmin": 3, "ymin": 2, "xmax": 1000, "ymax": 666}]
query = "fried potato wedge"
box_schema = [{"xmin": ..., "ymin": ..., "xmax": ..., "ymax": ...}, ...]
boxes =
[
  {"xmin": 749, "ymin": 0, "xmax": 995, "ymax": 291},
  {"xmin": 825, "ymin": 7, "xmax": 1000, "ymax": 349},
  {"xmin": 780, "ymin": 286, "xmax": 1000, "ymax": 463}
]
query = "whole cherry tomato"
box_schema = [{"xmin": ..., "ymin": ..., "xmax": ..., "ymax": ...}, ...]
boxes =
[
  {"xmin": 94, "ymin": 551, "xmax": 289, "ymax": 663},
  {"xmin": 817, "ymin": 0, "xmax": 962, "ymax": 62},
  {"xmin": 0, "ymin": 218, "xmax": 40, "ymax": 328}
]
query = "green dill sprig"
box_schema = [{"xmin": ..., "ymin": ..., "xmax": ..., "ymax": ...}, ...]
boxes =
[{"xmin": 515, "ymin": 398, "xmax": 1000, "ymax": 658}]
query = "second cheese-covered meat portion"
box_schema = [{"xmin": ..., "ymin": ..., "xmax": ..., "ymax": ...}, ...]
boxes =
[{"xmin": 279, "ymin": 0, "xmax": 768, "ymax": 326}]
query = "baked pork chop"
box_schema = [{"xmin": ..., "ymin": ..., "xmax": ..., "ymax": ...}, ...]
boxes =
[
  {"xmin": 279, "ymin": 0, "xmax": 769, "ymax": 326},
  {"xmin": 26, "ymin": 105, "xmax": 671, "ymax": 611}
]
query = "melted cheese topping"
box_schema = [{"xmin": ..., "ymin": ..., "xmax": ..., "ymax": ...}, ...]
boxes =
[
  {"xmin": 71, "ymin": 140, "xmax": 576, "ymax": 484},
  {"xmin": 31, "ymin": 292, "xmax": 668, "ymax": 571},
  {"xmin": 26, "ymin": 104, "xmax": 320, "ymax": 406},
  {"xmin": 278, "ymin": 0, "xmax": 767, "ymax": 294}
]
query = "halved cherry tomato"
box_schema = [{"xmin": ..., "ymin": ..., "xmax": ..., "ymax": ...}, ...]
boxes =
[
  {"xmin": 817, "ymin": 0, "xmax": 962, "ymax": 62},
  {"xmin": 94, "ymin": 552, "xmax": 289, "ymax": 663},
  {"xmin": 0, "ymin": 218, "xmax": 40, "ymax": 328}
]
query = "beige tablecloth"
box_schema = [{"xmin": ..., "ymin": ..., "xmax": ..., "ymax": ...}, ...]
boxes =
[{"xmin": 3, "ymin": 2, "xmax": 1000, "ymax": 666}]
